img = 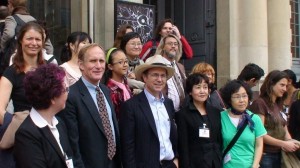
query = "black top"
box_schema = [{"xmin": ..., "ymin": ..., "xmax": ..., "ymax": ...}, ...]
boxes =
[
  {"xmin": 176, "ymin": 100, "xmax": 222, "ymax": 168},
  {"xmin": 3, "ymin": 65, "xmax": 31, "ymax": 112}
]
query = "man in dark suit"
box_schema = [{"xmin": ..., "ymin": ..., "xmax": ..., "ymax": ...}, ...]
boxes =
[
  {"xmin": 119, "ymin": 58, "xmax": 178, "ymax": 168},
  {"xmin": 60, "ymin": 44, "xmax": 121, "ymax": 168}
]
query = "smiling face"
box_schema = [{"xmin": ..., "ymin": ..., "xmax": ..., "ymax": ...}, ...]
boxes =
[
  {"xmin": 272, "ymin": 78, "xmax": 288, "ymax": 99},
  {"xmin": 231, "ymin": 87, "xmax": 249, "ymax": 112},
  {"xmin": 108, "ymin": 51, "xmax": 129, "ymax": 78},
  {"xmin": 79, "ymin": 46, "xmax": 106, "ymax": 85},
  {"xmin": 125, "ymin": 37, "xmax": 142, "ymax": 59},
  {"xmin": 190, "ymin": 80, "xmax": 209, "ymax": 104},
  {"xmin": 142, "ymin": 67, "xmax": 167, "ymax": 98},
  {"xmin": 21, "ymin": 29, "xmax": 43, "ymax": 57},
  {"xmin": 159, "ymin": 22, "xmax": 173, "ymax": 38}
]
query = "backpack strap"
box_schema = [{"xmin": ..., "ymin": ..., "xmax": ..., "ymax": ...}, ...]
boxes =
[
  {"xmin": 12, "ymin": 15, "xmax": 26, "ymax": 37},
  {"xmin": 222, "ymin": 113, "xmax": 254, "ymax": 158}
]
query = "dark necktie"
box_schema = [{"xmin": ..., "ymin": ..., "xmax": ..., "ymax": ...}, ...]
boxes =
[{"xmin": 96, "ymin": 86, "xmax": 116, "ymax": 160}]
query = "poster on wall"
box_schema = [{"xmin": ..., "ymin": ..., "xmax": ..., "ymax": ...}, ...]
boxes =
[{"xmin": 115, "ymin": 1, "xmax": 155, "ymax": 44}]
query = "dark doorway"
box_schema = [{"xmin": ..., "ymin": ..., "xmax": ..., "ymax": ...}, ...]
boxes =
[
  {"xmin": 143, "ymin": 0, "xmax": 216, "ymax": 72},
  {"xmin": 173, "ymin": 0, "xmax": 216, "ymax": 72}
]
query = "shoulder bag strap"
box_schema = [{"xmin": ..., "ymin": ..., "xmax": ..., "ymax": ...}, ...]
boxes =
[
  {"xmin": 12, "ymin": 15, "xmax": 26, "ymax": 27},
  {"xmin": 215, "ymin": 90, "xmax": 227, "ymax": 109},
  {"xmin": 222, "ymin": 113, "xmax": 254, "ymax": 158}
]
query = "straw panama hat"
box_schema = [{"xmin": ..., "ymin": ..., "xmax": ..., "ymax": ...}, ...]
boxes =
[{"xmin": 135, "ymin": 55, "xmax": 175, "ymax": 81}]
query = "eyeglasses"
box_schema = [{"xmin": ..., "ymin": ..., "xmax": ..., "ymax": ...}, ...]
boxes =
[
  {"xmin": 165, "ymin": 42, "xmax": 179, "ymax": 47},
  {"xmin": 128, "ymin": 42, "xmax": 143, "ymax": 47},
  {"xmin": 148, "ymin": 73, "xmax": 167, "ymax": 80},
  {"xmin": 231, "ymin": 94, "xmax": 248, "ymax": 101},
  {"xmin": 112, "ymin": 59, "xmax": 129, "ymax": 65}
]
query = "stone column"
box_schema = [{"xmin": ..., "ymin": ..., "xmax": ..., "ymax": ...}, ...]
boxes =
[
  {"xmin": 217, "ymin": 0, "xmax": 269, "ymax": 89},
  {"xmin": 267, "ymin": 0, "xmax": 292, "ymax": 71}
]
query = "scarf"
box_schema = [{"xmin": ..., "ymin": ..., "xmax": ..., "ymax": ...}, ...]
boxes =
[
  {"xmin": 231, "ymin": 108, "xmax": 255, "ymax": 132},
  {"xmin": 110, "ymin": 79, "xmax": 131, "ymax": 101}
]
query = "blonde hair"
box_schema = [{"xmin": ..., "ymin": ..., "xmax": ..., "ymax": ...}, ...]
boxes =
[
  {"xmin": 78, "ymin": 43, "xmax": 104, "ymax": 61},
  {"xmin": 155, "ymin": 34, "xmax": 183, "ymax": 61},
  {"xmin": 10, "ymin": 0, "xmax": 27, "ymax": 7},
  {"xmin": 191, "ymin": 62, "xmax": 215, "ymax": 83}
]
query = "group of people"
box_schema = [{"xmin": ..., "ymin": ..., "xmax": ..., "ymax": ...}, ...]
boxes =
[{"xmin": 0, "ymin": 1, "xmax": 300, "ymax": 168}]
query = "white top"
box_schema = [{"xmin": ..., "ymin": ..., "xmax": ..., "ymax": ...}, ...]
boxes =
[
  {"xmin": 60, "ymin": 62, "xmax": 82, "ymax": 87},
  {"xmin": 30, "ymin": 108, "xmax": 64, "ymax": 155},
  {"xmin": 144, "ymin": 89, "xmax": 174, "ymax": 161}
]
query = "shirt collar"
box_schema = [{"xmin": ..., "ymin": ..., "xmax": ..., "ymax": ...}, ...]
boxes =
[
  {"xmin": 30, "ymin": 108, "xmax": 58, "ymax": 128},
  {"xmin": 81, "ymin": 76, "xmax": 99, "ymax": 90},
  {"xmin": 144, "ymin": 89, "xmax": 165, "ymax": 103}
]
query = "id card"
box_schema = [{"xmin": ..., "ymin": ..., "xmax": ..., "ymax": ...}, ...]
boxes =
[
  {"xmin": 66, "ymin": 158, "xmax": 74, "ymax": 168},
  {"xmin": 199, "ymin": 128, "xmax": 210, "ymax": 138},
  {"xmin": 223, "ymin": 153, "xmax": 231, "ymax": 164}
]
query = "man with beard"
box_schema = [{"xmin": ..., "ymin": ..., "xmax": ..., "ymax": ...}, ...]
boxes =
[{"xmin": 146, "ymin": 34, "xmax": 186, "ymax": 112}]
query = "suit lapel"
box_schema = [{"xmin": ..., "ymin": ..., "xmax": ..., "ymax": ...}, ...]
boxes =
[
  {"xmin": 39, "ymin": 127, "xmax": 65, "ymax": 162},
  {"xmin": 78, "ymin": 80, "xmax": 106, "ymax": 135},
  {"xmin": 139, "ymin": 92, "xmax": 158, "ymax": 138}
]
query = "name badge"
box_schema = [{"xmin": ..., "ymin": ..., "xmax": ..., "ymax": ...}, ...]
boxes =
[
  {"xmin": 199, "ymin": 128, "xmax": 210, "ymax": 138},
  {"xmin": 66, "ymin": 158, "xmax": 74, "ymax": 168},
  {"xmin": 223, "ymin": 153, "xmax": 231, "ymax": 164}
]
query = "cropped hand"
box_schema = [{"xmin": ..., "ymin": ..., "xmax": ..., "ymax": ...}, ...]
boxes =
[
  {"xmin": 282, "ymin": 140, "xmax": 299, "ymax": 152},
  {"xmin": 172, "ymin": 25, "xmax": 181, "ymax": 39}
]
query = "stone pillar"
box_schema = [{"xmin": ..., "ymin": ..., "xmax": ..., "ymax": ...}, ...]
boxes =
[
  {"xmin": 267, "ymin": 0, "xmax": 292, "ymax": 71},
  {"xmin": 217, "ymin": 0, "xmax": 269, "ymax": 89},
  {"xmin": 93, "ymin": 0, "xmax": 114, "ymax": 49}
]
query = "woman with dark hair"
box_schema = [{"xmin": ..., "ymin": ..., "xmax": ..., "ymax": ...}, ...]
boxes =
[
  {"xmin": 221, "ymin": 80, "xmax": 266, "ymax": 168},
  {"xmin": 249, "ymin": 70, "xmax": 299, "ymax": 168},
  {"xmin": 60, "ymin": 31, "xmax": 91, "ymax": 86},
  {"xmin": 139, "ymin": 18, "xmax": 193, "ymax": 61},
  {"xmin": 176, "ymin": 73, "xmax": 222, "ymax": 168},
  {"xmin": 113, "ymin": 24, "xmax": 134, "ymax": 48},
  {"xmin": 0, "ymin": 21, "xmax": 45, "ymax": 168},
  {"xmin": 14, "ymin": 63, "xmax": 75, "ymax": 168},
  {"xmin": 120, "ymin": 32, "xmax": 144, "ymax": 93},
  {"xmin": 288, "ymin": 100, "xmax": 300, "ymax": 159},
  {"xmin": 191, "ymin": 62, "xmax": 225, "ymax": 111},
  {"xmin": 103, "ymin": 47, "xmax": 132, "ymax": 120},
  {"xmin": 1, "ymin": 0, "xmax": 53, "ymax": 54},
  {"xmin": 283, "ymin": 69, "xmax": 300, "ymax": 110}
]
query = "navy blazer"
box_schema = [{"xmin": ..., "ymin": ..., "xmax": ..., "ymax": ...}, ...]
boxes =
[
  {"xmin": 119, "ymin": 91, "xmax": 178, "ymax": 168},
  {"xmin": 59, "ymin": 79, "xmax": 121, "ymax": 168},
  {"xmin": 14, "ymin": 116, "xmax": 73, "ymax": 168}
]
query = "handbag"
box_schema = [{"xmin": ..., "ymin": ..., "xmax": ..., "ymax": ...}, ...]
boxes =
[
  {"xmin": 281, "ymin": 150, "xmax": 300, "ymax": 168},
  {"xmin": 0, "ymin": 111, "xmax": 29, "ymax": 149},
  {"xmin": 222, "ymin": 114, "xmax": 254, "ymax": 158}
]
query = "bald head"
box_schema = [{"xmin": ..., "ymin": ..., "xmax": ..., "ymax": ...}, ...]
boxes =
[{"xmin": 0, "ymin": 6, "xmax": 9, "ymax": 20}]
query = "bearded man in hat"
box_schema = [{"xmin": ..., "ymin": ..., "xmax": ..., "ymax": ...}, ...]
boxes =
[{"xmin": 119, "ymin": 58, "xmax": 178, "ymax": 168}]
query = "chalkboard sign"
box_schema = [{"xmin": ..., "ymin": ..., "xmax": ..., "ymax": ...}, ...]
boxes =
[{"xmin": 115, "ymin": 1, "xmax": 155, "ymax": 44}]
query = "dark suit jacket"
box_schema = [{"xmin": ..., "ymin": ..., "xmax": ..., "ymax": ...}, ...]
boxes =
[
  {"xmin": 59, "ymin": 79, "xmax": 121, "ymax": 168},
  {"xmin": 14, "ymin": 116, "xmax": 73, "ymax": 168},
  {"xmin": 119, "ymin": 91, "xmax": 178, "ymax": 168},
  {"xmin": 175, "ymin": 101, "xmax": 222, "ymax": 168}
]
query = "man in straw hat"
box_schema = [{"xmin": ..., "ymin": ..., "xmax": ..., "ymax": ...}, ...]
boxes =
[
  {"xmin": 119, "ymin": 58, "xmax": 178, "ymax": 168},
  {"xmin": 146, "ymin": 34, "xmax": 186, "ymax": 112}
]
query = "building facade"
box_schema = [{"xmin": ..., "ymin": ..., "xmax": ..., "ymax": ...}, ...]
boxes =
[{"xmin": 22, "ymin": 0, "xmax": 297, "ymax": 88}]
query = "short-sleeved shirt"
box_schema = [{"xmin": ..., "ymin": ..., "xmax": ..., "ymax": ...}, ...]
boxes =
[
  {"xmin": 221, "ymin": 110, "xmax": 266, "ymax": 168},
  {"xmin": 3, "ymin": 65, "xmax": 31, "ymax": 112},
  {"xmin": 249, "ymin": 97, "xmax": 286, "ymax": 153}
]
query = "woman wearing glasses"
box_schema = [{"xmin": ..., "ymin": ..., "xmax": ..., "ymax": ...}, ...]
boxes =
[
  {"xmin": 120, "ymin": 32, "xmax": 145, "ymax": 94},
  {"xmin": 221, "ymin": 80, "xmax": 266, "ymax": 168},
  {"xmin": 249, "ymin": 70, "xmax": 299, "ymax": 168},
  {"xmin": 103, "ymin": 48, "xmax": 132, "ymax": 120},
  {"xmin": 14, "ymin": 63, "xmax": 75, "ymax": 168}
]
